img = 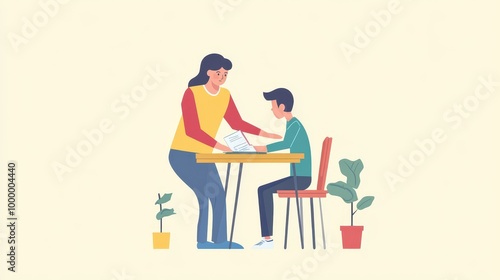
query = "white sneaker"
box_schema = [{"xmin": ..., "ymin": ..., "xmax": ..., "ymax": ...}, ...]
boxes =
[{"xmin": 252, "ymin": 239, "xmax": 274, "ymax": 249}]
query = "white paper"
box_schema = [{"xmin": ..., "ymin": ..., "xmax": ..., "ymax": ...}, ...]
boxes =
[{"xmin": 223, "ymin": 130, "xmax": 256, "ymax": 152}]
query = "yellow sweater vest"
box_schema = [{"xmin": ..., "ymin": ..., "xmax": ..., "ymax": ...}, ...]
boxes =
[{"xmin": 171, "ymin": 85, "xmax": 230, "ymax": 153}]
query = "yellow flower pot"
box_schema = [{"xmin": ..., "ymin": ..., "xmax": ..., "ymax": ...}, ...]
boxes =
[{"xmin": 152, "ymin": 232, "xmax": 170, "ymax": 249}]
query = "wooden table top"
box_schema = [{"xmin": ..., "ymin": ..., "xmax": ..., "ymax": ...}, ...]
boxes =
[{"xmin": 195, "ymin": 153, "xmax": 304, "ymax": 163}]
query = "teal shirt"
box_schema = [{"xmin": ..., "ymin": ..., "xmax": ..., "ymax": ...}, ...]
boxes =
[{"xmin": 266, "ymin": 117, "xmax": 312, "ymax": 177}]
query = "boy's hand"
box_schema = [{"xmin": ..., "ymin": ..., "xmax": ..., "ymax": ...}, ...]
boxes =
[
  {"xmin": 259, "ymin": 130, "xmax": 282, "ymax": 139},
  {"xmin": 253, "ymin": 146, "xmax": 267, "ymax": 152}
]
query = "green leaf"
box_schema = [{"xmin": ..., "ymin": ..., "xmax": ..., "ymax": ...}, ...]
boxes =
[
  {"xmin": 155, "ymin": 193, "xmax": 173, "ymax": 205},
  {"xmin": 357, "ymin": 196, "xmax": 375, "ymax": 210},
  {"xmin": 339, "ymin": 159, "xmax": 364, "ymax": 189},
  {"xmin": 327, "ymin": 181, "xmax": 358, "ymax": 203},
  {"xmin": 156, "ymin": 208, "xmax": 176, "ymax": 220}
]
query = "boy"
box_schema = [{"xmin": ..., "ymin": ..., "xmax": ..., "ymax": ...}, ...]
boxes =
[{"xmin": 252, "ymin": 88, "xmax": 312, "ymax": 249}]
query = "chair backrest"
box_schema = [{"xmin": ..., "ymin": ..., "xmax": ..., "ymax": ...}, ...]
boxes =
[{"xmin": 316, "ymin": 137, "xmax": 332, "ymax": 191}]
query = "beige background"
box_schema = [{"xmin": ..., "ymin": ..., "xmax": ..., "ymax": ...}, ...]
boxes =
[{"xmin": 1, "ymin": 0, "xmax": 499, "ymax": 279}]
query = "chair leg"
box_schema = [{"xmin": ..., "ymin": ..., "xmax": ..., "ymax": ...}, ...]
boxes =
[
  {"xmin": 310, "ymin": 198, "xmax": 316, "ymax": 249},
  {"xmin": 284, "ymin": 198, "xmax": 290, "ymax": 249},
  {"xmin": 319, "ymin": 198, "xmax": 326, "ymax": 249}
]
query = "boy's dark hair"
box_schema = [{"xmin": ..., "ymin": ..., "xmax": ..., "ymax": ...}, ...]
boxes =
[{"xmin": 263, "ymin": 88, "xmax": 294, "ymax": 112}]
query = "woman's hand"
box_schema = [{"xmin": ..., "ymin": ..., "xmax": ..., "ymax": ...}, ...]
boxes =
[
  {"xmin": 259, "ymin": 130, "xmax": 282, "ymax": 139},
  {"xmin": 214, "ymin": 142, "xmax": 232, "ymax": 152}
]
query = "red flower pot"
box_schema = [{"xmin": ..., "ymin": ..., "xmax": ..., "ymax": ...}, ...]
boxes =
[{"xmin": 340, "ymin": 226, "xmax": 364, "ymax": 249}]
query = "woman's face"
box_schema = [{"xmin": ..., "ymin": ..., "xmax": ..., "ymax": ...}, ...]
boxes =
[{"xmin": 206, "ymin": 67, "xmax": 228, "ymax": 86}]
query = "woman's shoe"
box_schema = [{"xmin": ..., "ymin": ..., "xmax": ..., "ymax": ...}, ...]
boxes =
[
  {"xmin": 197, "ymin": 242, "xmax": 215, "ymax": 249},
  {"xmin": 213, "ymin": 241, "xmax": 244, "ymax": 249},
  {"xmin": 197, "ymin": 241, "xmax": 244, "ymax": 249}
]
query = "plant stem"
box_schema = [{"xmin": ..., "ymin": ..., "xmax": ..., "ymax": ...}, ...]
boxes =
[
  {"xmin": 350, "ymin": 202, "xmax": 353, "ymax": 226},
  {"xmin": 158, "ymin": 193, "xmax": 163, "ymax": 233}
]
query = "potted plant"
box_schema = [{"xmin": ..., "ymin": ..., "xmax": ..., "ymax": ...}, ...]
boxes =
[
  {"xmin": 327, "ymin": 159, "xmax": 374, "ymax": 249},
  {"xmin": 153, "ymin": 193, "xmax": 176, "ymax": 249}
]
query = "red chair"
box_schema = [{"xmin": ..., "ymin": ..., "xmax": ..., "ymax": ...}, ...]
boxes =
[{"xmin": 277, "ymin": 137, "xmax": 332, "ymax": 249}]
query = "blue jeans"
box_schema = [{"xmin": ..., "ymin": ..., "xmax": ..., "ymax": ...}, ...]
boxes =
[
  {"xmin": 169, "ymin": 149, "xmax": 227, "ymax": 243},
  {"xmin": 258, "ymin": 176, "xmax": 311, "ymax": 237}
]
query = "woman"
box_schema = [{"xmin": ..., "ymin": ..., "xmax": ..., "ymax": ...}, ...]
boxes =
[{"xmin": 169, "ymin": 53, "xmax": 280, "ymax": 249}]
